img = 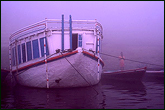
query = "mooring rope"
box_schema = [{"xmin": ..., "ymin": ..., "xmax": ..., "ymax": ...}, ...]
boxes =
[
  {"xmin": 100, "ymin": 52, "xmax": 164, "ymax": 67},
  {"xmin": 83, "ymin": 48, "xmax": 164, "ymax": 67},
  {"xmin": 61, "ymin": 52, "xmax": 99, "ymax": 95}
]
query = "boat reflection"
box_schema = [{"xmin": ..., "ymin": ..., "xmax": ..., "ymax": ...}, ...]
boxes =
[
  {"xmin": 142, "ymin": 72, "xmax": 164, "ymax": 84},
  {"xmin": 13, "ymin": 84, "xmax": 104, "ymax": 109},
  {"xmin": 101, "ymin": 74, "xmax": 147, "ymax": 97},
  {"xmin": 100, "ymin": 74, "xmax": 148, "ymax": 109}
]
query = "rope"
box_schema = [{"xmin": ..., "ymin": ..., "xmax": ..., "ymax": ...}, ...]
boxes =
[
  {"xmin": 7, "ymin": 51, "xmax": 99, "ymax": 95},
  {"xmin": 61, "ymin": 52, "xmax": 99, "ymax": 95},
  {"xmin": 100, "ymin": 52, "xmax": 164, "ymax": 67}
]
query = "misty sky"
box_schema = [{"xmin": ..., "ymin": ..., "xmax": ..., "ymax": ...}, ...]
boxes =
[
  {"xmin": 1, "ymin": 1, "xmax": 164, "ymax": 46},
  {"xmin": 1, "ymin": 1, "xmax": 164, "ymax": 69}
]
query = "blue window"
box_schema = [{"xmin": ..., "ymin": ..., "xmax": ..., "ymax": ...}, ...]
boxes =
[
  {"xmin": 22, "ymin": 43, "xmax": 26, "ymax": 63},
  {"xmin": 40, "ymin": 37, "xmax": 49, "ymax": 57},
  {"xmin": 32, "ymin": 39, "xmax": 40, "ymax": 59},
  {"xmin": 26, "ymin": 41, "xmax": 32, "ymax": 61},
  {"xmin": 12, "ymin": 47, "xmax": 16, "ymax": 66},
  {"xmin": 17, "ymin": 45, "xmax": 21, "ymax": 64},
  {"xmin": 78, "ymin": 34, "xmax": 82, "ymax": 47}
]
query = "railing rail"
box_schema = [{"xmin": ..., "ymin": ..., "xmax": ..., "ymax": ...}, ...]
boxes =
[
  {"xmin": 10, "ymin": 20, "xmax": 46, "ymax": 39},
  {"xmin": 10, "ymin": 19, "xmax": 103, "ymax": 42}
]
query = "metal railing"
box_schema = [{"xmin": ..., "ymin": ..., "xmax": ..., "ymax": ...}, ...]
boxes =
[{"xmin": 10, "ymin": 19, "xmax": 103, "ymax": 43}]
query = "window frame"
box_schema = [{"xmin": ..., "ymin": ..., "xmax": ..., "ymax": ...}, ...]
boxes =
[
  {"xmin": 26, "ymin": 41, "xmax": 32, "ymax": 61},
  {"xmin": 40, "ymin": 37, "xmax": 49, "ymax": 57},
  {"xmin": 78, "ymin": 34, "xmax": 82, "ymax": 47},
  {"xmin": 21, "ymin": 43, "xmax": 26, "ymax": 63},
  {"xmin": 32, "ymin": 39, "xmax": 40, "ymax": 59},
  {"xmin": 17, "ymin": 45, "xmax": 22, "ymax": 64}
]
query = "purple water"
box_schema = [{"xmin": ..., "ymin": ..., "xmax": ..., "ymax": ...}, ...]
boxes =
[{"xmin": 1, "ymin": 73, "xmax": 164, "ymax": 109}]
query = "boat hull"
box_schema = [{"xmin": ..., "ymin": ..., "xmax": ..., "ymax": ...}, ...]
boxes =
[
  {"xmin": 102, "ymin": 67, "xmax": 146, "ymax": 82},
  {"xmin": 13, "ymin": 51, "xmax": 103, "ymax": 88}
]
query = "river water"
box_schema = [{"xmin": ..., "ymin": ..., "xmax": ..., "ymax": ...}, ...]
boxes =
[
  {"xmin": 1, "ymin": 38, "xmax": 164, "ymax": 109},
  {"xmin": 1, "ymin": 72, "xmax": 164, "ymax": 109}
]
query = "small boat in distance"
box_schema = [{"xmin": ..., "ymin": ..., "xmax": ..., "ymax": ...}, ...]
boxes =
[
  {"xmin": 103, "ymin": 67, "xmax": 147, "ymax": 81},
  {"xmin": 9, "ymin": 15, "xmax": 104, "ymax": 88}
]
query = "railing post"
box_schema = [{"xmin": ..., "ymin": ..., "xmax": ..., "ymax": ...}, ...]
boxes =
[
  {"xmin": 9, "ymin": 39, "xmax": 13, "ymax": 84},
  {"xmin": 44, "ymin": 37, "xmax": 49, "ymax": 88},
  {"xmin": 97, "ymin": 35, "xmax": 100, "ymax": 81},
  {"xmin": 15, "ymin": 40, "xmax": 18, "ymax": 74},
  {"xmin": 62, "ymin": 15, "xmax": 64, "ymax": 51},
  {"xmin": 45, "ymin": 18, "xmax": 48, "ymax": 30},
  {"xmin": 69, "ymin": 15, "xmax": 72, "ymax": 50},
  {"xmin": 95, "ymin": 21, "xmax": 101, "ymax": 81}
]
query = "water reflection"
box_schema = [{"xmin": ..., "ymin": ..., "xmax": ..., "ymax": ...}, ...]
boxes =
[
  {"xmin": 105, "ymin": 81, "xmax": 145, "ymax": 96},
  {"xmin": 142, "ymin": 72, "xmax": 164, "ymax": 85},
  {"xmin": 100, "ymin": 74, "xmax": 147, "ymax": 109},
  {"xmin": 1, "ymin": 72, "xmax": 164, "ymax": 109},
  {"xmin": 101, "ymin": 74, "xmax": 147, "ymax": 97},
  {"xmin": 11, "ymin": 84, "xmax": 104, "ymax": 109}
]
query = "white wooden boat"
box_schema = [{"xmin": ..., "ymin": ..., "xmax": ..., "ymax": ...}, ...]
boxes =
[{"xmin": 9, "ymin": 15, "xmax": 104, "ymax": 88}]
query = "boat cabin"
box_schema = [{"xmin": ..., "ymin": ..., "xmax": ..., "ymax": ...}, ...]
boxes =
[{"xmin": 9, "ymin": 15, "xmax": 103, "ymax": 71}]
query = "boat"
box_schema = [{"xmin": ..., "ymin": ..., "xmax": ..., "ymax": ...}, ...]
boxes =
[
  {"xmin": 102, "ymin": 67, "xmax": 147, "ymax": 81},
  {"xmin": 146, "ymin": 70, "xmax": 164, "ymax": 74},
  {"xmin": 143, "ymin": 70, "xmax": 164, "ymax": 82},
  {"xmin": 9, "ymin": 15, "xmax": 104, "ymax": 88}
]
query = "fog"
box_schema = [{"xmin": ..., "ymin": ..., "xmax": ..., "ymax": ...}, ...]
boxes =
[{"xmin": 1, "ymin": 1, "xmax": 164, "ymax": 70}]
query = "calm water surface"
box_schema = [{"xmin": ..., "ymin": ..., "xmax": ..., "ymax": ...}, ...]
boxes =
[{"xmin": 1, "ymin": 73, "xmax": 164, "ymax": 109}]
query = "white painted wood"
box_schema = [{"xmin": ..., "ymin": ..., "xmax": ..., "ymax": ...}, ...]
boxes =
[
  {"xmin": 10, "ymin": 18, "xmax": 103, "ymax": 88},
  {"xmin": 14, "ymin": 49, "xmax": 103, "ymax": 88}
]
